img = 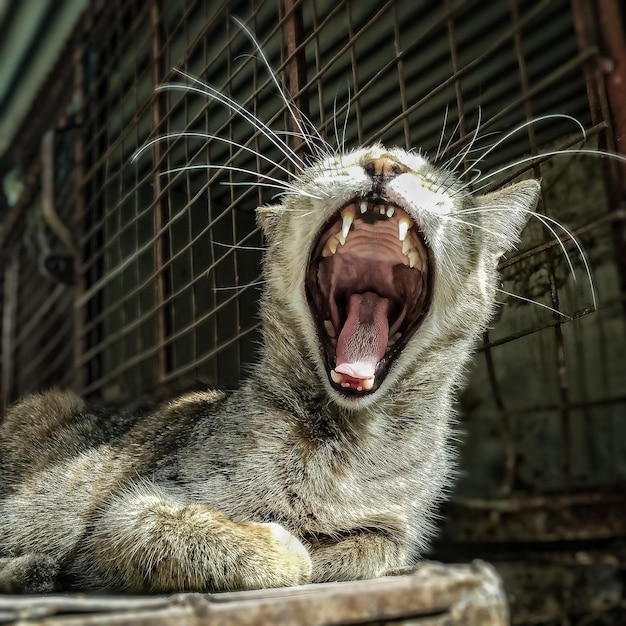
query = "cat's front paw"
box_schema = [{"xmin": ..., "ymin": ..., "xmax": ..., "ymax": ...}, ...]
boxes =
[
  {"xmin": 0, "ymin": 553, "xmax": 60, "ymax": 593},
  {"xmin": 245, "ymin": 522, "xmax": 312, "ymax": 588}
]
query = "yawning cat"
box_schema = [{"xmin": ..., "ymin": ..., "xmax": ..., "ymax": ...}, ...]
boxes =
[{"xmin": 0, "ymin": 143, "xmax": 540, "ymax": 593}]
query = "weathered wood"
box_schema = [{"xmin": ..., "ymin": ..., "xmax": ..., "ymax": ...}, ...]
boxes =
[
  {"xmin": 0, "ymin": 561, "xmax": 507, "ymax": 626},
  {"xmin": 444, "ymin": 491, "xmax": 626, "ymax": 543}
]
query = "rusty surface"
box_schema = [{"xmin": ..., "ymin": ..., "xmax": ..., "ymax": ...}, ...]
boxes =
[
  {"xmin": 150, "ymin": 0, "xmax": 172, "ymax": 381},
  {"xmin": 283, "ymin": 0, "xmax": 308, "ymax": 158}
]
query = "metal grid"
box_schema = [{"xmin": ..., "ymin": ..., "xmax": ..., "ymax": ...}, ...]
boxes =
[
  {"xmin": 1, "ymin": 127, "xmax": 78, "ymax": 404},
  {"xmin": 68, "ymin": 0, "xmax": 625, "ymax": 495},
  {"xmin": 1, "ymin": 0, "xmax": 624, "ymax": 473}
]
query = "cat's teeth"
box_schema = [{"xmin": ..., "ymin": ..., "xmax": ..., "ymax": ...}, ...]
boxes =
[
  {"xmin": 379, "ymin": 207, "xmax": 386, "ymax": 215},
  {"xmin": 330, "ymin": 369, "xmax": 342, "ymax": 384},
  {"xmin": 386, "ymin": 206, "xmax": 395, "ymax": 218},
  {"xmin": 360, "ymin": 201, "xmax": 368, "ymax": 214},
  {"xmin": 387, "ymin": 332, "xmax": 401, "ymax": 347},
  {"xmin": 322, "ymin": 236, "xmax": 339, "ymax": 257},
  {"xmin": 407, "ymin": 250, "xmax": 420, "ymax": 269},
  {"xmin": 402, "ymin": 238, "xmax": 411, "ymax": 256},
  {"xmin": 330, "ymin": 368, "xmax": 375, "ymax": 392},
  {"xmin": 398, "ymin": 218, "xmax": 410, "ymax": 242},
  {"xmin": 324, "ymin": 320, "xmax": 336, "ymax": 338},
  {"xmin": 341, "ymin": 207, "xmax": 355, "ymax": 242}
]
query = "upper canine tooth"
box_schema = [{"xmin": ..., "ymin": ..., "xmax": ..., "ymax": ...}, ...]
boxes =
[
  {"xmin": 398, "ymin": 217, "xmax": 410, "ymax": 242},
  {"xmin": 341, "ymin": 207, "xmax": 355, "ymax": 242}
]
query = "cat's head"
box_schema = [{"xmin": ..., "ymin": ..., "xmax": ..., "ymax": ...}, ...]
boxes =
[{"xmin": 257, "ymin": 144, "xmax": 540, "ymax": 409}]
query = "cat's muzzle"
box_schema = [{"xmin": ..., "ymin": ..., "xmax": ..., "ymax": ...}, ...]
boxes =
[{"xmin": 306, "ymin": 197, "xmax": 432, "ymax": 396}]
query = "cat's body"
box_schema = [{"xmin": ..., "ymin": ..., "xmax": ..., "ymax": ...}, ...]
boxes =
[{"xmin": 0, "ymin": 145, "xmax": 540, "ymax": 593}]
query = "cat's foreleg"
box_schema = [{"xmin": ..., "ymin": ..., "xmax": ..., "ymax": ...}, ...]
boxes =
[
  {"xmin": 78, "ymin": 482, "xmax": 312, "ymax": 592},
  {"xmin": 0, "ymin": 554, "xmax": 60, "ymax": 593},
  {"xmin": 308, "ymin": 527, "xmax": 408, "ymax": 583}
]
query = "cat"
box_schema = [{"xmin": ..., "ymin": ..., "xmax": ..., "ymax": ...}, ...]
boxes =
[{"xmin": 0, "ymin": 137, "xmax": 541, "ymax": 592}]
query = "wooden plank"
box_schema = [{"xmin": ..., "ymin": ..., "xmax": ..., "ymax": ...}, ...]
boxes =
[{"xmin": 0, "ymin": 561, "xmax": 507, "ymax": 626}]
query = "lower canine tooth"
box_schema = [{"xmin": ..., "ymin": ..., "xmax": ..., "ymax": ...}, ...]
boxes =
[
  {"xmin": 361, "ymin": 378, "xmax": 374, "ymax": 391},
  {"xmin": 330, "ymin": 369, "xmax": 342, "ymax": 384},
  {"xmin": 324, "ymin": 320, "xmax": 336, "ymax": 338}
]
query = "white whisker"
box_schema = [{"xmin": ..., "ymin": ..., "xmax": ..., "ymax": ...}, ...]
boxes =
[
  {"xmin": 232, "ymin": 17, "xmax": 333, "ymax": 160},
  {"xmin": 459, "ymin": 205, "xmax": 597, "ymax": 310},
  {"xmin": 160, "ymin": 76, "xmax": 304, "ymax": 172},
  {"xmin": 459, "ymin": 114, "xmax": 587, "ymax": 183},
  {"xmin": 434, "ymin": 104, "xmax": 450, "ymax": 163},
  {"xmin": 341, "ymin": 87, "xmax": 352, "ymax": 155},
  {"xmin": 132, "ymin": 132, "xmax": 295, "ymax": 180},
  {"xmin": 495, "ymin": 287, "xmax": 570, "ymax": 319},
  {"xmin": 469, "ymin": 148, "xmax": 626, "ymax": 194},
  {"xmin": 448, "ymin": 107, "xmax": 483, "ymax": 175},
  {"xmin": 160, "ymin": 164, "xmax": 323, "ymax": 199},
  {"xmin": 212, "ymin": 240, "xmax": 267, "ymax": 252},
  {"xmin": 213, "ymin": 279, "xmax": 266, "ymax": 292}
]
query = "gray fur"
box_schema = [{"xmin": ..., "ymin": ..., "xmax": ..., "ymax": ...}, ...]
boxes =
[{"xmin": 0, "ymin": 146, "xmax": 540, "ymax": 593}]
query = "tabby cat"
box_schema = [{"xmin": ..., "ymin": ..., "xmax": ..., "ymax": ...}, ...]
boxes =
[{"xmin": 0, "ymin": 138, "xmax": 540, "ymax": 592}]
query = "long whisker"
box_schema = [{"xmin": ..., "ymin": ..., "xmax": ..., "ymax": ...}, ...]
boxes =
[
  {"xmin": 495, "ymin": 287, "xmax": 571, "ymax": 319},
  {"xmin": 434, "ymin": 104, "xmax": 450, "ymax": 163},
  {"xmin": 212, "ymin": 240, "xmax": 267, "ymax": 252},
  {"xmin": 160, "ymin": 164, "xmax": 324, "ymax": 199},
  {"xmin": 448, "ymin": 107, "xmax": 483, "ymax": 175},
  {"xmin": 468, "ymin": 148, "xmax": 626, "ymax": 194},
  {"xmin": 133, "ymin": 132, "xmax": 295, "ymax": 179},
  {"xmin": 341, "ymin": 86, "xmax": 352, "ymax": 155},
  {"xmin": 458, "ymin": 205, "xmax": 596, "ymax": 310},
  {"xmin": 213, "ymin": 279, "xmax": 266, "ymax": 292},
  {"xmin": 438, "ymin": 116, "xmax": 463, "ymax": 164},
  {"xmin": 160, "ymin": 76, "xmax": 304, "ymax": 173},
  {"xmin": 458, "ymin": 114, "xmax": 587, "ymax": 184},
  {"xmin": 232, "ymin": 17, "xmax": 332, "ymax": 159},
  {"xmin": 332, "ymin": 91, "xmax": 341, "ymax": 152}
]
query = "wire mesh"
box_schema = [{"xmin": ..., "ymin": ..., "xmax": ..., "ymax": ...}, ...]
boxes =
[{"xmin": 1, "ymin": 0, "xmax": 625, "ymax": 501}]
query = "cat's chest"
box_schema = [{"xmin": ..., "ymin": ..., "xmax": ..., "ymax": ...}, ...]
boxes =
[{"xmin": 229, "ymin": 441, "xmax": 412, "ymax": 529}]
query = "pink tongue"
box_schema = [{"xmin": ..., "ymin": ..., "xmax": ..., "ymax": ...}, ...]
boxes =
[{"xmin": 335, "ymin": 292, "xmax": 390, "ymax": 380}]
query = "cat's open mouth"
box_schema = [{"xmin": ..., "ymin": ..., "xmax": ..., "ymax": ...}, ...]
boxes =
[{"xmin": 306, "ymin": 197, "xmax": 432, "ymax": 396}]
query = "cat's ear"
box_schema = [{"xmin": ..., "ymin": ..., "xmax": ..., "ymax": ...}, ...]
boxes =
[
  {"xmin": 475, "ymin": 179, "xmax": 541, "ymax": 258},
  {"xmin": 256, "ymin": 204, "xmax": 283, "ymax": 239}
]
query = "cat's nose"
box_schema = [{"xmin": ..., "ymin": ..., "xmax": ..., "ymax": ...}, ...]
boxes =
[{"xmin": 363, "ymin": 155, "xmax": 407, "ymax": 181}]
